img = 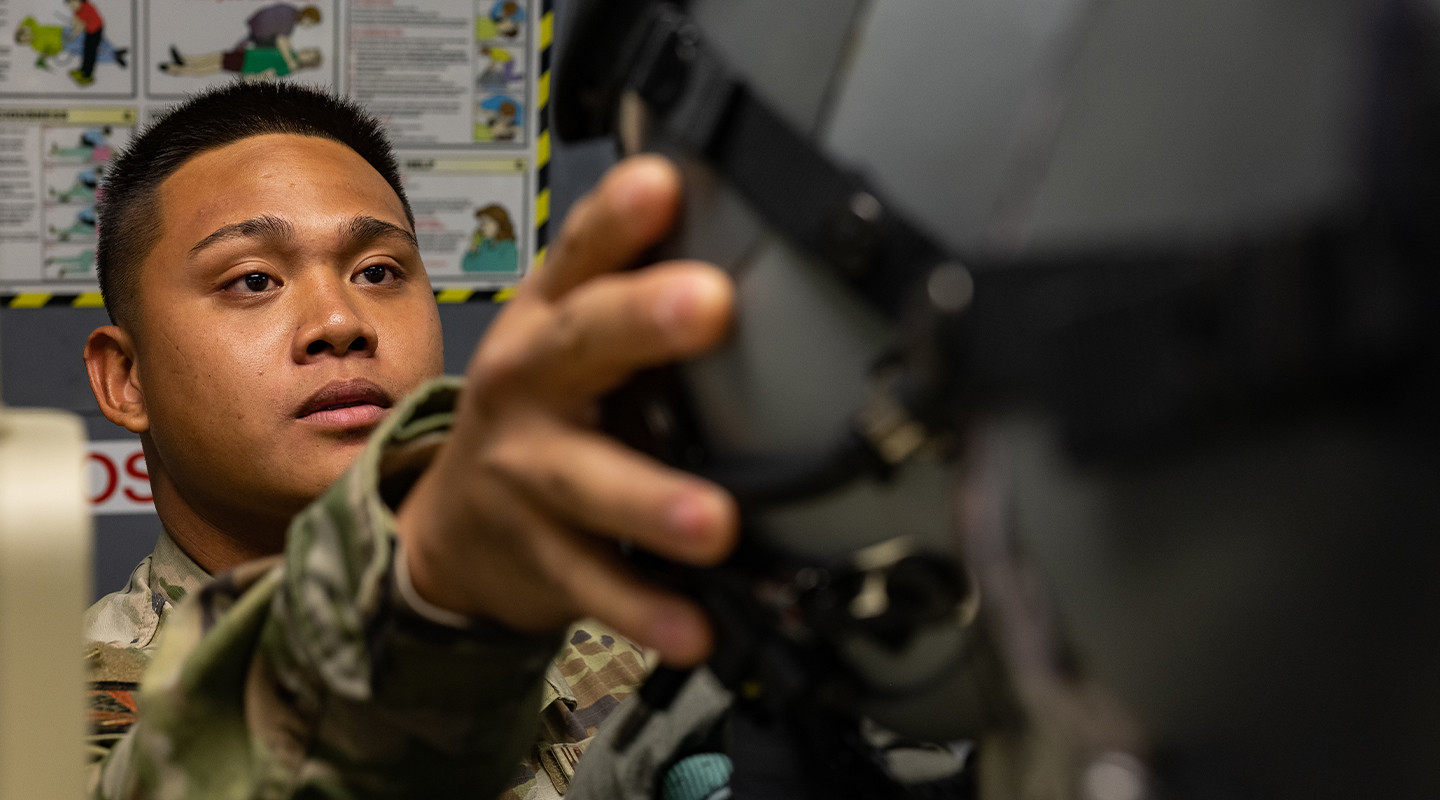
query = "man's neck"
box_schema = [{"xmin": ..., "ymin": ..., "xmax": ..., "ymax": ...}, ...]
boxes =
[
  {"xmin": 145, "ymin": 448, "xmax": 292, "ymax": 575},
  {"xmin": 161, "ymin": 513, "xmax": 286, "ymax": 576}
]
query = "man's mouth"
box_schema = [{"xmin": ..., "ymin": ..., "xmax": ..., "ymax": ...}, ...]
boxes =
[{"xmin": 296, "ymin": 378, "xmax": 394, "ymax": 429}]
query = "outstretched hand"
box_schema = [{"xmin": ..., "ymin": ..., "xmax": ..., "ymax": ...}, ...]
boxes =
[{"xmin": 395, "ymin": 155, "xmax": 737, "ymax": 667}]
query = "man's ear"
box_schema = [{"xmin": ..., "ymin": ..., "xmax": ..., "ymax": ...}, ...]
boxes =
[{"xmin": 84, "ymin": 325, "xmax": 149, "ymax": 434}]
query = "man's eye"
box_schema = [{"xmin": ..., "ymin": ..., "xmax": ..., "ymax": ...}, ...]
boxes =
[
  {"xmin": 357, "ymin": 264, "xmax": 394, "ymax": 285},
  {"xmin": 236, "ymin": 273, "xmax": 274, "ymax": 293}
]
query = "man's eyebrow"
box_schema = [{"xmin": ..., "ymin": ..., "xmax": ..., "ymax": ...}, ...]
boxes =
[
  {"xmin": 189, "ymin": 214, "xmax": 297, "ymax": 257},
  {"xmin": 341, "ymin": 215, "xmax": 418, "ymax": 250},
  {"xmin": 186, "ymin": 215, "xmax": 416, "ymax": 259}
]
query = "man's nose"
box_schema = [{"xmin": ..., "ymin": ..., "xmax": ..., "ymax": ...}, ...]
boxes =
[{"xmin": 293, "ymin": 283, "xmax": 379, "ymax": 362}]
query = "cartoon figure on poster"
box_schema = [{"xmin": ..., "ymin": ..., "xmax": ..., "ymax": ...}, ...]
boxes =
[
  {"xmin": 49, "ymin": 166, "xmax": 103, "ymax": 203},
  {"xmin": 477, "ymin": 45, "xmax": 522, "ymax": 89},
  {"xmin": 159, "ymin": 4, "xmax": 323, "ymax": 83},
  {"xmin": 49, "ymin": 206, "xmax": 96, "ymax": 241},
  {"xmin": 47, "ymin": 127, "xmax": 113, "ymax": 163},
  {"xmin": 161, "ymin": 46, "xmax": 321, "ymax": 80},
  {"xmin": 11, "ymin": 0, "xmax": 129, "ymax": 88},
  {"xmin": 460, "ymin": 204, "xmax": 518, "ymax": 274},
  {"xmin": 475, "ymin": 1, "xmax": 524, "ymax": 41},
  {"xmin": 476, "ymin": 95, "xmax": 521, "ymax": 141}
]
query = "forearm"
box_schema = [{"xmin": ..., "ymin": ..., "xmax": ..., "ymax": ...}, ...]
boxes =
[
  {"xmin": 264, "ymin": 390, "xmax": 562, "ymax": 792},
  {"xmin": 97, "ymin": 378, "xmax": 560, "ymax": 798},
  {"xmin": 276, "ymin": 35, "xmax": 296, "ymax": 69}
]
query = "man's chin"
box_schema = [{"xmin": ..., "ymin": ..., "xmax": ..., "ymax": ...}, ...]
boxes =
[
  {"xmin": 294, "ymin": 420, "xmax": 388, "ymax": 487},
  {"xmin": 292, "ymin": 438, "xmax": 375, "ymax": 503}
]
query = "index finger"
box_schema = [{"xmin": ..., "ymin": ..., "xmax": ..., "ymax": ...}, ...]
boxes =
[{"xmin": 531, "ymin": 154, "xmax": 682, "ymax": 300}]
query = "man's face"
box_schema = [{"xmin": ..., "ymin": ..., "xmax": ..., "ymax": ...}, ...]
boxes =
[{"xmin": 130, "ymin": 133, "xmax": 443, "ymax": 523}]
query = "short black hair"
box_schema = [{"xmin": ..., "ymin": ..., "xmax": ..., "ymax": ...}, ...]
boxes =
[{"xmin": 96, "ymin": 82, "xmax": 413, "ymax": 327}]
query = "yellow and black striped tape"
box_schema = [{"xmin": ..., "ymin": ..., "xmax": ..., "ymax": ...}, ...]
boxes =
[
  {"xmin": 531, "ymin": 0, "xmax": 554, "ymax": 278},
  {"xmin": 1, "ymin": 292, "xmax": 107, "ymax": 309},
  {"xmin": 1, "ymin": 288, "xmax": 514, "ymax": 309}
]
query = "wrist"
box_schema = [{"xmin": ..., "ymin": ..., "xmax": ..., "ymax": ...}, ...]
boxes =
[
  {"xmin": 393, "ymin": 539, "xmax": 473, "ymax": 628},
  {"xmin": 393, "ymin": 454, "xmax": 473, "ymax": 615}
]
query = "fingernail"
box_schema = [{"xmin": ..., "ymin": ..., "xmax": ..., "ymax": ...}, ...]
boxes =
[
  {"xmin": 654, "ymin": 279, "xmax": 699, "ymax": 331},
  {"xmin": 666, "ymin": 490, "xmax": 711, "ymax": 541}
]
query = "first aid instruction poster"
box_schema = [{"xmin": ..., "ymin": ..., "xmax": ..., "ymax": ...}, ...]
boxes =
[{"xmin": 0, "ymin": 0, "xmax": 546, "ymax": 296}]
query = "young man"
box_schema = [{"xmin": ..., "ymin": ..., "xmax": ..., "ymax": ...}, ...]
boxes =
[{"xmin": 81, "ymin": 82, "xmax": 736, "ymax": 798}]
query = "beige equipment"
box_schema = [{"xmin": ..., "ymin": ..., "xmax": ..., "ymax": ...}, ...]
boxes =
[{"xmin": 0, "ymin": 396, "xmax": 92, "ymax": 799}]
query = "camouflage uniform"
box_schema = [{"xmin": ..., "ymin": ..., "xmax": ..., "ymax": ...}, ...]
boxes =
[{"xmin": 83, "ymin": 378, "xmax": 649, "ymax": 799}]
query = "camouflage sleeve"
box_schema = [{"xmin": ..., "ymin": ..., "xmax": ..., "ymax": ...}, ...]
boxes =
[{"xmin": 94, "ymin": 377, "xmax": 563, "ymax": 799}]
